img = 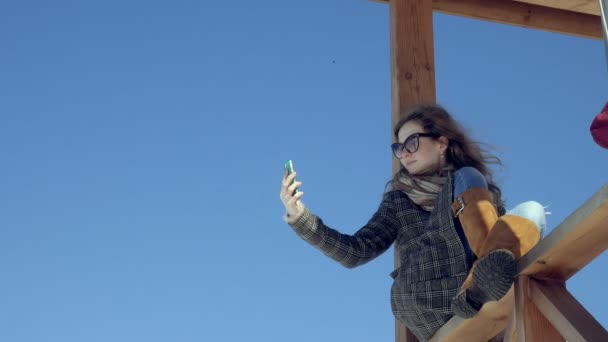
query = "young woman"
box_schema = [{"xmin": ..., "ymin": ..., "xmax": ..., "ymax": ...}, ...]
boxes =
[{"xmin": 279, "ymin": 104, "xmax": 545, "ymax": 341}]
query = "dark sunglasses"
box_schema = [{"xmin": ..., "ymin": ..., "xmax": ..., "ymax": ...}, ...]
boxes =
[{"xmin": 391, "ymin": 133, "xmax": 439, "ymax": 159}]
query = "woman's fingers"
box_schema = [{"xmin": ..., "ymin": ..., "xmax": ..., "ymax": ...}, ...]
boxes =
[
  {"xmin": 288, "ymin": 191, "xmax": 304, "ymax": 207},
  {"xmin": 280, "ymin": 170, "xmax": 305, "ymax": 216},
  {"xmin": 282, "ymin": 172, "xmax": 296, "ymax": 188},
  {"xmin": 287, "ymin": 181, "xmax": 302, "ymax": 194},
  {"xmin": 281, "ymin": 173, "xmax": 297, "ymax": 193},
  {"xmin": 280, "ymin": 172, "xmax": 298, "ymax": 200},
  {"xmin": 281, "ymin": 182, "xmax": 302, "ymax": 204}
]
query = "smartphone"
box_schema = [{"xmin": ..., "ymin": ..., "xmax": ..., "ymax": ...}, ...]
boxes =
[{"xmin": 284, "ymin": 160, "xmax": 298, "ymax": 195}]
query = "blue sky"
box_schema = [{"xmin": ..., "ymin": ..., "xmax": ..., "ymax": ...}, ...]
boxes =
[{"xmin": 1, "ymin": 1, "xmax": 606, "ymax": 341}]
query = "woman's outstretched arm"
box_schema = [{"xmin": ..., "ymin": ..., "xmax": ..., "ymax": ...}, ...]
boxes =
[{"xmin": 280, "ymin": 171, "xmax": 399, "ymax": 268}]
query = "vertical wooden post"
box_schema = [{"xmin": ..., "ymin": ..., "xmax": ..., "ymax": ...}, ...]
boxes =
[
  {"xmin": 600, "ymin": 0, "xmax": 608, "ymax": 65},
  {"xmin": 514, "ymin": 276, "xmax": 565, "ymax": 342},
  {"xmin": 389, "ymin": 0, "xmax": 436, "ymax": 341},
  {"xmin": 389, "ymin": 0, "xmax": 436, "ymax": 142}
]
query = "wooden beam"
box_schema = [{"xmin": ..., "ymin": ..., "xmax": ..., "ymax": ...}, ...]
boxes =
[
  {"xmin": 429, "ymin": 288, "xmax": 514, "ymax": 341},
  {"xmin": 389, "ymin": 1, "xmax": 435, "ymax": 341},
  {"xmin": 529, "ymin": 278, "xmax": 608, "ymax": 341},
  {"xmin": 601, "ymin": 0, "xmax": 608, "ymax": 66},
  {"xmin": 518, "ymin": 184, "xmax": 608, "ymax": 280},
  {"xmin": 371, "ymin": 0, "xmax": 603, "ymax": 40},
  {"xmin": 515, "ymin": 0, "xmax": 600, "ymax": 16},
  {"xmin": 514, "ymin": 276, "xmax": 565, "ymax": 341},
  {"xmin": 389, "ymin": 0, "xmax": 436, "ymax": 136}
]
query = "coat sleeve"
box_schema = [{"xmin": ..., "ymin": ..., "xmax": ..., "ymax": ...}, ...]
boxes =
[{"xmin": 286, "ymin": 193, "xmax": 400, "ymax": 269}]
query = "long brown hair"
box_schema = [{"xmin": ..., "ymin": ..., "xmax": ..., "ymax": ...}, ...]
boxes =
[{"xmin": 388, "ymin": 104, "xmax": 504, "ymax": 209}]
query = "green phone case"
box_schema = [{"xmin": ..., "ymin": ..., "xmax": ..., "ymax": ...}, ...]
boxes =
[{"xmin": 284, "ymin": 160, "xmax": 298, "ymax": 194}]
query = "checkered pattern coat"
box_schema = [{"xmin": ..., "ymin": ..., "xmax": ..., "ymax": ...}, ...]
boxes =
[{"xmin": 287, "ymin": 173, "xmax": 473, "ymax": 341}]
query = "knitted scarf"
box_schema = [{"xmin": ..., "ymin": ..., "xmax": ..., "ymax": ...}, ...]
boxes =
[{"xmin": 397, "ymin": 166, "xmax": 453, "ymax": 212}]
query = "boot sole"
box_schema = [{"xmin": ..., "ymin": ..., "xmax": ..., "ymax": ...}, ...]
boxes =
[{"xmin": 451, "ymin": 249, "xmax": 517, "ymax": 319}]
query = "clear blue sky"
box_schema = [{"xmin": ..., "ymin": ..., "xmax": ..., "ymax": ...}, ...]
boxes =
[{"xmin": 1, "ymin": 1, "xmax": 606, "ymax": 341}]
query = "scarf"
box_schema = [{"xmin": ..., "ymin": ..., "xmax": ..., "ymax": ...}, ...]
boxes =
[{"xmin": 397, "ymin": 166, "xmax": 453, "ymax": 212}]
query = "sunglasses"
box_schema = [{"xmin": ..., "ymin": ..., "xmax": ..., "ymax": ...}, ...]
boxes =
[{"xmin": 391, "ymin": 133, "xmax": 439, "ymax": 159}]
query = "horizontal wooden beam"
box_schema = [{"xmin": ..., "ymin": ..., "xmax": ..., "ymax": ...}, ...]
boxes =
[
  {"xmin": 530, "ymin": 278, "xmax": 608, "ymax": 341},
  {"xmin": 370, "ymin": 0, "xmax": 603, "ymax": 39},
  {"xmin": 518, "ymin": 184, "xmax": 608, "ymax": 280},
  {"xmin": 516, "ymin": 0, "xmax": 600, "ymax": 16},
  {"xmin": 429, "ymin": 288, "xmax": 513, "ymax": 341}
]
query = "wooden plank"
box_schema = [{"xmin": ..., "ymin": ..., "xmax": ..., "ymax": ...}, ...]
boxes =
[
  {"xmin": 529, "ymin": 278, "xmax": 608, "ymax": 341},
  {"xmin": 515, "ymin": 0, "xmax": 600, "ymax": 16},
  {"xmin": 429, "ymin": 288, "xmax": 514, "ymax": 341},
  {"xmin": 389, "ymin": 0, "xmax": 436, "ymax": 137},
  {"xmin": 370, "ymin": 0, "xmax": 603, "ymax": 39},
  {"xmin": 601, "ymin": 0, "xmax": 608, "ymax": 66},
  {"xmin": 389, "ymin": 1, "xmax": 435, "ymax": 341},
  {"xmin": 518, "ymin": 185, "xmax": 608, "ymax": 280},
  {"xmin": 514, "ymin": 276, "xmax": 565, "ymax": 342}
]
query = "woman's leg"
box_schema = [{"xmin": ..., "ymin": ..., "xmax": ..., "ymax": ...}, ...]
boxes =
[
  {"xmin": 453, "ymin": 166, "xmax": 488, "ymax": 199},
  {"xmin": 450, "ymin": 168, "xmax": 542, "ymax": 319},
  {"xmin": 452, "ymin": 203, "xmax": 543, "ymax": 319},
  {"xmin": 452, "ymin": 167, "xmax": 492, "ymax": 267},
  {"xmin": 452, "ymin": 167, "xmax": 497, "ymax": 258}
]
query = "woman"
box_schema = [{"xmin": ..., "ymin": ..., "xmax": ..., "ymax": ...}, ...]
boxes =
[{"xmin": 279, "ymin": 104, "xmax": 545, "ymax": 341}]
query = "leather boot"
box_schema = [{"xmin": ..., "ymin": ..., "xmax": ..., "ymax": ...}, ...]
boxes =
[
  {"xmin": 451, "ymin": 215, "xmax": 541, "ymax": 318},
  {"xmin": 449, "ymin": 187, "xmax": 499, "ymax": 317},
  {"xmin": 451, "ymin": 187, "xmax": 499, "ymax": 254}
]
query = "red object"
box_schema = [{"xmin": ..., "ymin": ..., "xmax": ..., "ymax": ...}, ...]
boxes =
[{"xmin": 591, "ymin": 102, "xmax": 608, "ymax": 149}]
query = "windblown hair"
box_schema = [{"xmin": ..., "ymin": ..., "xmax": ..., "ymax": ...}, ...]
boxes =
[{"xmin": 388, "ymin": 104, "xmax": 504, "ymax": 210}]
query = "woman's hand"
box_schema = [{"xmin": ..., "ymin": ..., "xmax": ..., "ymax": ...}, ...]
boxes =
[{"xmin": 280, "ymin": 171, "xmax": 305, "ymax": 218}]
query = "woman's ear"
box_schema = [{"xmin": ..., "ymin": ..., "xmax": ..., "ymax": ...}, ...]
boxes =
[{"xmin": 438, "ymin": 136, "xmax": 449, "ymax": 151}]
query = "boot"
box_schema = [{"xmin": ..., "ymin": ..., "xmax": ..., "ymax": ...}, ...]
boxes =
[
  {"xmin": 449, "ymin": 188, "xmax": 500, "ymax": 311},
  {"xmin": 451, "ymin": 215, "xmax": 541, "ymax": 318},
  {"xmin": 451, "ymin": 187, "xmax": 499, "ymax": 254}
]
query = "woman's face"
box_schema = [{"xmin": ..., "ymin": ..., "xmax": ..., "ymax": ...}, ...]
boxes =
[{"xmin": 396, "ymin": 121, "xmax": 448, "ymax": 175}]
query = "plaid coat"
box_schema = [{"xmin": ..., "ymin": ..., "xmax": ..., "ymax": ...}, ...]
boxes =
[{"xmin": 287, "ymin": 173, "xmax": 480, "ymax": 341}]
